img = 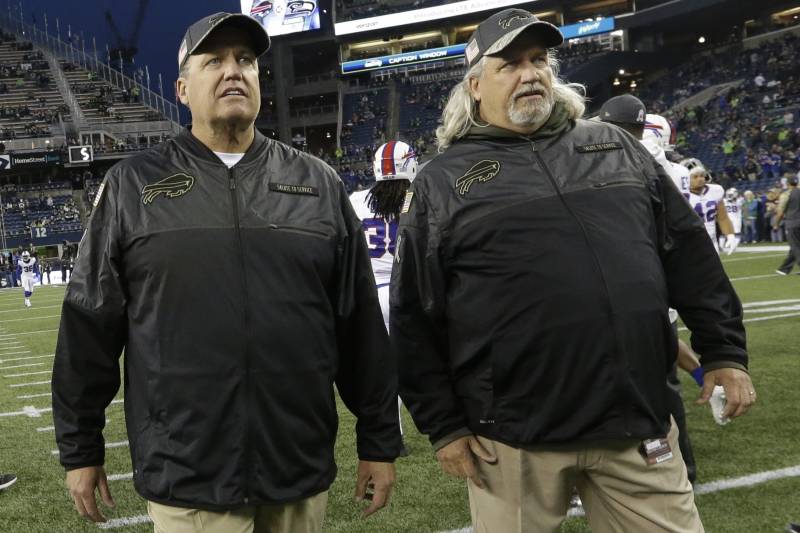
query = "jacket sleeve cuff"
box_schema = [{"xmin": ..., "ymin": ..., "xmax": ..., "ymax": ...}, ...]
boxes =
[
  {"xmin": 432, "ymin": 427, "xmax": 473, "ymax": 452},
  {"xmin": 704, "ymin": 361, "xmax": 748, "ymax": 373}
]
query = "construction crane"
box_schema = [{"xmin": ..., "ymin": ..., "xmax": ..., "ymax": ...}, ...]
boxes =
[{"xmin": 105, "ymin": 0, "xmax": 150, "ymax": 64}]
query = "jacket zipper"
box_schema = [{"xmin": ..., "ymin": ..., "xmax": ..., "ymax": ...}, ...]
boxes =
[
  {"xmin": 268, "ymin": 224, "xmax": 329, "ymax": 239},
  {"xmin": 529, "ymin": 141, "xmax": 632, "ymax": 437},
  {"xmin": 229, "ymin": 169, "xmax": 253, "ymax": 503}
]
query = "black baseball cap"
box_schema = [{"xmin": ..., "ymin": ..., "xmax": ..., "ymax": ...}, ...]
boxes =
[
  {"xmin": 789, "ymin": 175, "xmax": 799, "ymax": 186},
  {"xmin": 598, "ymin": 94, "xmax": 647, "ymax": 125},
  {"xmin": 465, "ymin": 9, "xmax": 563, "ymax": 68},
  {"xmin": 178, "ymin": 12, "xmax": 270, "ymax": 70}
]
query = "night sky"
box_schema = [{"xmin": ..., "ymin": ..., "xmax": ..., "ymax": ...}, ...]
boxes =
[{"xmin": 17, "ymin": 0, "xmax": 241, "ymax": 106}]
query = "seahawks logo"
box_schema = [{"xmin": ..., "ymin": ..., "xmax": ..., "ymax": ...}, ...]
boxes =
[
  {"xmin": 499, "ymin": 14, "xmax": 531, "ymax": 29},
  {"xmin": 455, "ymin": 160, "xmax": 501, "ymax": 196},
  {"xmin": 141, "ymin": 173, "xmax": 195, "ymax": 205}
]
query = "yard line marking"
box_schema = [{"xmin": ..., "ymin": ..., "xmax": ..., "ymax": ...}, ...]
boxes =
[
  {"xmin": 0, "ymin": 405, "xmax": 51, "ymax": 418},
  {"xmin": 679, "ymin": 311, "xmax": 800, "ymax": 331},
  {"xmin": 742, "ymin": 299, "xmax": 800, "ymax": 307},
  {"xmin": 0, "ymin": 305, "xmax": 61, "ymax": 314},
  {"xmin": 0, "ymin": 329, "xmax": 58, "ymax": 337},
  {"xmin": 98, "ymin": 515, "xmax": 152, "ymax": 529},
  {"xmin": 0, "ymin": 351, "xmax": 31, "ymax": 356},
  {"xmin": 0, "ymin": 354, "xmax": 54, "ymax": 364},
  {"xmin": 107, "ymin": 472, "xmax": 133, "ymax": 481},
  {"xmin": 51, "ymin": 440, "xmax": 128, "ymax": 455},
  {"xmin": 723, "ymin": 253, "xmax": 786, "ymax": 262},
  {"xmin": 18, "ymin": 392, "xmax": 52, "ymax": 399},
  {"xmin": 9, "ymin": 379, "xmax": 51, "ymax": 388},
  {"xmin": 729, "ymin": 274, "xmax": 781, "ymax": 281},
  {"xmin": 746, "ymin": 305, "xmax": 800, "ymax": 314},
  {"xmin": 732, "ymin": 245, "xmax": 790, "ymax": 253},
  {"xmin": 0, "ymin": 362, "xmax": 43, "ymax": 371},
  {"xmin": 694, "ymin": 464, "xmax": 800, "ymax": 494},
  {"xmin": 0, "ymin": 314, "xmax": 61, "ymax": 323},
  {"xmin": 4, "ymin": 370, "xmax": 50, "ymax": 378}
]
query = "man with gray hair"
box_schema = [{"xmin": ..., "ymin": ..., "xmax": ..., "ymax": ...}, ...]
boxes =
[
  {"xmin": 391, "ymin": 8, "xmax": 755, "ymax": 532},
  {"xmin": 54, "ymin": 11, "xmax": 400, "ymax": 531}
]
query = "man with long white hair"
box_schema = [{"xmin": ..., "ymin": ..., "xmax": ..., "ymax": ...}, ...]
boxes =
[{"xmin": 391, "ymin": 8, "xmax": 754, "ymax": 532}]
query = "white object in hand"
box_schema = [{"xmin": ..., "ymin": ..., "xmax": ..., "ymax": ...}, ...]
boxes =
[
  {"xmin": 709, "ymin": 385, "xmax": 730, "ymax": 425},
  {"xmin": 723, "ymin": 234, "xmax": 740, "ymax": 255}
]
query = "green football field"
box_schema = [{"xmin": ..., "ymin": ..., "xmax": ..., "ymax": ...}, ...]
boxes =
[{"xmin": 0, "ymin": 246, "xmax": 798, "ymax": 532}]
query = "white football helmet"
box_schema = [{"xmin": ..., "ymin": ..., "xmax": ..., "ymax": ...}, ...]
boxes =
[
  {"xmin": 373, "ymin": 141, "xmax": 418, "ymax": 182},
  {"xmin": 643, "ymin": 114, "xmax": 675, "ymax": 151},
  {"xmin": 726, "ymin": 187, "xmax": 739, "ymax": 201},
  {"xmin": 21, "ymin": 251, "xmax": 30, "ymax": 260},
  {"xmin": 680, "ymin": 157, "xmax": 712, "ymax": 182}
]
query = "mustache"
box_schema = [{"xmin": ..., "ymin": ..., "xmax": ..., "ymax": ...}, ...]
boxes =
[{"xmin": 512, "ymin": 84, "xmax": 548, "ymax": 99}]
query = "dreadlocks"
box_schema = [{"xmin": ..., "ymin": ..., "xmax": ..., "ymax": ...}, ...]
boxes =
[{"xmin": 367, "ymin": 179, "xmax": 411, "ymax": 222}]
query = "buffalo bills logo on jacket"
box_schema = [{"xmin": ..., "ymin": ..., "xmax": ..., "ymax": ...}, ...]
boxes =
[
  {"xmin": 455, "ymin": 160, "xmax": 501, "ymax": 196},
  {"xmin": 141, "ymin": 173, "xmax": 195, "ymax": 205}
]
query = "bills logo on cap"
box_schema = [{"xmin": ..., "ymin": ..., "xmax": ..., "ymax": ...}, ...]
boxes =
[
  {"xmin": 465, "ymin": 39, "xmax": 480, "ymax": 65},
  {"xmin": 178, "ymin": 39, "xmax": 188, "ymax": 67},
  {"xmin": 499, "ymin": 13, "xmax": 531, "ymax": 29}
]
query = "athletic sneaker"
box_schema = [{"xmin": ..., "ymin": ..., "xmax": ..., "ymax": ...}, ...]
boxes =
[
  {"xmin": 0, "ymin": 474, "xmax": 17, "ymax": 491},
  {"xmin": 776, "ymin": 269, "xmax": 790, "ymax": 276},
  {"xmin": 785, "ymin": 523, "xmax": 800, "ymax": 533}
]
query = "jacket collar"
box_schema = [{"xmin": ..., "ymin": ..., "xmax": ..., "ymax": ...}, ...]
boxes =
[
  {"xmin": 175, "ymin": 126, "xmax": 268, "ymax": 166},
  {"xmin": 462, "ymin": 101, "xmax": 572, "ymax": 143}
]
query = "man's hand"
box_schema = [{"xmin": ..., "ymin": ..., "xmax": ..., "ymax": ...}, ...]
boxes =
[
  {"xmin": 435, "ymin": 435, "xmax": 497, "ymax": 489},
  {"xmin": 723, "ymin": 234, "xmax": 740, "ymax": 255},
  {"xmin": 65, "ymin": 466, "xmax": 115, "ymax": 523},
  {"xmin": 697, "ymin": 367, "xmax": 756, "ymax": 419},
  {"xmin": 354, "ymin": 460, "xmax": 395, "ymax": 518}
]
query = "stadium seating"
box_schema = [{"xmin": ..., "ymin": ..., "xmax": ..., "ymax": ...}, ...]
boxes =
[
  {"xmin": 1, "ymin": 182, "xmax": 81, "ymax": 239},
  {"xmin": 0, "ymin": 33, "xmax": 70, "ymax": 140},
  {"xmin": 60, "ymin": 61, "xmax": 164, "ymax": 127}
]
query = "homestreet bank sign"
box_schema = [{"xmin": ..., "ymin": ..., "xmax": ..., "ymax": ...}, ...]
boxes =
[{"xmin": 0, "ymin": 151, "xmax": 63, "ymax": 169}]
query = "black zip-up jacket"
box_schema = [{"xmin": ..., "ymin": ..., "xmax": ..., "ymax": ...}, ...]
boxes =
[
  {"xmin": 52, "ymin": 129, "xmax": 401, "ymax": 510},
  {"xmin": 390, "ymin": 104, "xmax": 747, "ymax": 449}
]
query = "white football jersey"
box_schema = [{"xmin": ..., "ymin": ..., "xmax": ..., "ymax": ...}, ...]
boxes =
[
  {"xmin": 724, "ymin": 198, "xmax": 743, "ymax": 234},
  {"xmin": 689, "ymin": 184, "xmax": 725, "ymax": 243},
  {"xmin": 641, "ymin": 139, "xmax": 690, "ymax": 198},
  {"xmin": 18, "ymin": 257, "xmax": 37, "ymax": 277},
  {"xmin": 349, "ymin": 189, "xmax": 397, "ymax": 288}
]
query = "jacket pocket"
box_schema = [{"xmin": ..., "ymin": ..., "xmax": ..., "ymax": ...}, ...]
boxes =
[
  {"xmin": 591, "ymin": 179, "xmax": 645, "ymax": 189},
  {"xmin": 269, "ymin": 223, "xmax": 329, "ymax": 239}
]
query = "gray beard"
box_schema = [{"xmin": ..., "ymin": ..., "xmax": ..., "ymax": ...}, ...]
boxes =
[{"xmin": 507, "ymin": 93, "xmax": 554, "ymax": 128}]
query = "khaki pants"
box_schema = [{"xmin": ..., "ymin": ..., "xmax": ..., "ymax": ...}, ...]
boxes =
[
  {"xmin": 467, "ymin": 419, "xmax": 703, "ymax": 533},
  {"xmin": 147, "ymin": 491, "xmax": 328, "ymax": 533}
]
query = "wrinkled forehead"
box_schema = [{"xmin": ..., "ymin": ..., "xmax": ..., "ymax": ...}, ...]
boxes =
[
  {"xmin": 487, "ymin": 31, "xmax": 550, "ymax": 63},
  {"xmin": 192, "ymin": 26, "xmax": 257, "ymax": 58}
]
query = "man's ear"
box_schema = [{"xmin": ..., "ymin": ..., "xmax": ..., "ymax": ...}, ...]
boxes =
[
  {"xmin": 469, "ymin": 76, "xmax": 481, "ymax": 103},
  {"xmin": 176, "ymin": 76, "xmax": 189, "ymax": 107}
]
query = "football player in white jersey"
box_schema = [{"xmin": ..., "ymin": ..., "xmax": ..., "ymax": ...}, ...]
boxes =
[
  {"xmin": 350, "ymin": 140, "xmax": 418, "ymax": 456},
  {"xmin": 642, "ymin": 114, "xmax": 690, "ymax": 197},
  {"xmin": 17, "ymin": 250, "xmax": 39, "ymax": 307},
  {"xmin": 687, "ymin": 165, "xmax": 739, "ymax": 254},
  {"xmin": 719, "ymin": 188, "xmax": 743, "ymax": 249}
]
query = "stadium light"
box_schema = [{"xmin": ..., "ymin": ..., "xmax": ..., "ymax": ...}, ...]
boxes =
[
  {"xmin": 613, "ymin": 78, "xmax": 620, "ymax": 86},
  {"xmin": 698, "ymin": 36, "xmax": 706, "ymax": 44},
  {"xmin": 619, "ymin": 69, "xmax": 625, "ymax": 75},
  {"xmin": 630, "ymin": 81, "xmax": 637, "ymax": 88}
]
